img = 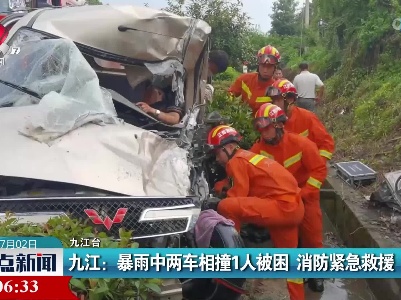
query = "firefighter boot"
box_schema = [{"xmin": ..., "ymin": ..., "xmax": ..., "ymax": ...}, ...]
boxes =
[{"xmin": 308, "ymin": 278, "xmax": 324, "ymax": 292}]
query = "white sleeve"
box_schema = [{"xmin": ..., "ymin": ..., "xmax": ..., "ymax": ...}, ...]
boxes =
[
  {"xmin": 204, "ymin": 84, "xmax": 214, "ymax": 102},
  {"xmin": 293, "ymin": 76, "xmax": 299, "ymax": 90},
  {"xmin": 315, "ymin": 74, "xmax": 324, "ymax": 87}
]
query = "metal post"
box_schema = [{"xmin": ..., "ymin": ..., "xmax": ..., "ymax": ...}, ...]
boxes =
[
  {"xmin": 305, "ymin": 0, "xmax": 309, "ymax": 28},
  {"xmin": 300, "ymin": 3, "xmax": 304, "ymax": 56}
]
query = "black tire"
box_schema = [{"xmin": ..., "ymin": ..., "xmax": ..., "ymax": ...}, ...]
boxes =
[{"xmin": 181, "ymin": 224, "xmax": 247, "ymax": 300}]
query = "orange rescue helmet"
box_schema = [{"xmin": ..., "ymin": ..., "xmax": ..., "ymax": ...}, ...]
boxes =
[
  {"xmin": 253, "ymin": 103, "xmax": 288, "ymax": 131},
  {"xmin": 257, "ymin": 45, "xmax": 281, "ymax": 65},
  {"xmin": 206, "ymin": 125, "xmax": 242, "ymax": 150},
  {"xmin": 266, "ymin": 79, "xmax": 298, "ymax": 99}
]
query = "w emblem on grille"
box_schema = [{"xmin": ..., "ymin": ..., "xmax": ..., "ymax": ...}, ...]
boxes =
[{"xmin": 84, "ymin": 208, "xmax": 128, "ymax": 230}]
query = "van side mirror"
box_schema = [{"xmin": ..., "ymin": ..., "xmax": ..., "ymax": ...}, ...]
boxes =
[
  {"xmin": 205, "ymin": 111, "xmax": 227, "ymax": 126},
  {"xmin": 0, "ymin": 25, "xmax": 9, "ymax": 46}
]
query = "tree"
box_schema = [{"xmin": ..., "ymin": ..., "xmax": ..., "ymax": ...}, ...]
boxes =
[
  {"xmin": 164, "ymin": 0, "xmax": 255, "ymax": 68},
  {"xmin": 165, "ymin": 0, "xmax": 185, "ymax": 15},
  {"xmin": 269, "ymin": 0, "xmax": 299, "ymax": 36}
]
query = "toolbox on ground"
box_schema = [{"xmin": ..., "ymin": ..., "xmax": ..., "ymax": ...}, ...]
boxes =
[{"xmin": 334, "ymin": 161, "xmax": 377, "ymax": 187}]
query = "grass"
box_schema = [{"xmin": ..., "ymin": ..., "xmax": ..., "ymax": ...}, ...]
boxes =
[
  {"xmin": 319, "ymin": 61, "xmax": 401, "ymax": 175},
  {"xmin": 212, "ymin": 59, "xmax": 401, "ymax": 177},
  {"xmin": 210, "ymin": 65, "xmax": 401, "ymax": 200}
]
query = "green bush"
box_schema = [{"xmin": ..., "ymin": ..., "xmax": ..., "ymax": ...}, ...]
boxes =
[
  {"xmin": 317, "ymin": 49, "xmax": 401, "ymax": 164},
  {"xmin": 207, "ymin": 90, "xmax": 258, "ymax": 150},
  {"xmin": 213, "ymin": 67, "xmax": 241, "ymax": 82},
  {"xmin": 0, "ymin": 213, "xmax": 161, "ymax": 300},
  {"xmin": 212, "ymin": 80, "xmax": 232, "ymax": 93}
]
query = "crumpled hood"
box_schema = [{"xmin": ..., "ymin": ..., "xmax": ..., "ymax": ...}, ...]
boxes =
[{"xmin": 0, "ymin": 105, "xmax": 191, "ymax": 196}]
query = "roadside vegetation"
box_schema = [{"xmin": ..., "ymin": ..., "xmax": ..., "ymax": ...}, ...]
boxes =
[
  {"xmin": 0, "ymin": 213, "xmax": 162, "ymax": 300},
  {"xmin": 2, "ymin": 0, "xmax": 401, "ymax": 299},
  {"xmin": 166, "ymin": 0, "xmax": 401, "ymax": 173}
]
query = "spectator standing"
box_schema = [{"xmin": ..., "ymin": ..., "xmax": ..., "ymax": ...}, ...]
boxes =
[
  {"xmin": 292, "ymin": 62, "xmax": 324, "ymax": 112},
  {"xmin": 273, "ymin": 66, "xmax": 283, "ymax": 81}
]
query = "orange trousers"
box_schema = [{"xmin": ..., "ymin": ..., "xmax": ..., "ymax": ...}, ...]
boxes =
[
  {"xmin": 299, "ymin": 192, "xmax": 323, "ymax": 248},
  {"xmin": 218, "ymin": 196, "xmax": 305, "ymax": 300}
]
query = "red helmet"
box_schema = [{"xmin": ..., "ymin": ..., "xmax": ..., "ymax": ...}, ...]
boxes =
[
  {"xmin": 206, "ymin": 125, "xmax": 242, "ymax": 150},
  {"xmin": 257, "ymin": 45, "xmax": 281, "ymax": 65},
  {"xmin": 253, "ymin": 103, "xmax": 288, "ymax": 131},
  {"xmin": 266, "ymin": 79, "xmax": 298, "ymax": 98}
]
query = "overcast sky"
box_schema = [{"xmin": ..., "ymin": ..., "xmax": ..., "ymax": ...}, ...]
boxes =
[{"xmin": 104, "ymin": 0, "xmax": 306, "ymax": 33}]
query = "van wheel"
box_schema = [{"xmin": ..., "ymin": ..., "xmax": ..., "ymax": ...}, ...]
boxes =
[{"xmin": 181, "ymin": 224, "xmax": 247, "ymax": 300}]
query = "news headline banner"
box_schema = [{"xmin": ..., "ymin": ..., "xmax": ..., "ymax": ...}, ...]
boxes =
[
  {"xmin": 63, "ymin": 248, "xmax": 400, "ymax": 278},
  {"xmin": 0, "ymin": 237, "xmax": 400, "ymax": 279}
]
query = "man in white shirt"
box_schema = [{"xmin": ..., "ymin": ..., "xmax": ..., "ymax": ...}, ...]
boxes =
[{"xmin": 292, "ymin": 62, "xmax": 325, "ymax": 112}]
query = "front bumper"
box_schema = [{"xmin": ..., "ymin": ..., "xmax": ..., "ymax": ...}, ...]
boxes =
[{"xmin": 0, "ymin": 195, "xmax": 201, "ymax": 239}]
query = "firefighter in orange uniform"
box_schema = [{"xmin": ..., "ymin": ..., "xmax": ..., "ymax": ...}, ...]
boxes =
[
  {"xmin": 228, "ymin": 45, "xmax": 281, "ymax": 114},
  {"xmin": 206, "ymin": 125, "xmax": 305, "ymax": 300},
  {"xmin": 267, "ymin": 79, "xmax": 335, "ymax": 161},
  {"xmin": 250, "ymin": 103, "xmax": 327, "ymax": 292}
]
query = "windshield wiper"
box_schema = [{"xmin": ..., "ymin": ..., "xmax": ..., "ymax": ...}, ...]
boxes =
[{"xmin": 0, "ymin": 79, "xmax": 42, "ymax": 99}]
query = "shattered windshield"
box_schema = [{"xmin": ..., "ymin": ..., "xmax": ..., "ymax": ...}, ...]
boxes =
[
  {"xmin": 0, "ymin": 0, "xmax": 10, "ymax": 12},
  {"xmin": 0, "ymin": 28, "xmax": 119, "ymax": 142},
  {"xmin": 0, "ymin": 28, "xmax": 187, "ymax": 141},
  {"xmin": 144, "ymin": 60, "xmax": 185, "ymax": 109}
]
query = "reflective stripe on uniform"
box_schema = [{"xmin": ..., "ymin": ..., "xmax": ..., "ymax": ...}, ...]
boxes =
[
  {"xmin": 299, "ymin": 129, "xmax": 309, "ymax": 137},
  {"xmin": 286, "ymin": 278, "xmax": 304, "ymax": 284},
  {"xmin": 260, "ymin": 150, "xmax": 274, "ymax": 159},
  {"xmin": 255, "ymin": 96, "xmax": 272, "ymax": 103},
  {"xmin": 307, "ymin": 177, "xmax": 323, "ymax": 189},
  {"xmin": 249, "ymin": 154, "xmax": 265, "ymax": 166},
  {"xmin": 278, "ymin": 80, "xmax": 288, "ymax": 87},
  {"xmin": 241, "ymin": 81, "xmax": 252, "ymax": 99},
  {"xmin": 211, "ymin": 125, "xmax": 231, "ymax": 138},
  {"xmin": 319, "ymin": 149, "xmax": 333, "ymax": 159},
  {"xmin": 283, "ymin": 152, "xmax": 302, "ymax": 168}
]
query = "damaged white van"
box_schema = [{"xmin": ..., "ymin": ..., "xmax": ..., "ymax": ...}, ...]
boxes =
[{"xmin": 0, "ymin": 5, "xmax": 246, "ymax": 300}]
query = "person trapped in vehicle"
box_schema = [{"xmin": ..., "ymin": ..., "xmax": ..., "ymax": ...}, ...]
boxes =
[
  {"xmin": 267, "ymin": 79, "xmax": 335, "ymax": 162},
  {"xmin": 292, "ymin": 62, "xmax": 325, "ymax": 112},
  {"xmin": 227, "ymin": 45, "xmax": 281, "ymax": 114},
  {"xmin": 206, "ymin": 125, "xmax": 306, "ymax": 300},
  {"xmin": 136, "ymin": 78, "xmax": 184, "ymax": 125},
  {"xmin": 250, "ymin": 102, "xmax": 328, "ymax": 293}
]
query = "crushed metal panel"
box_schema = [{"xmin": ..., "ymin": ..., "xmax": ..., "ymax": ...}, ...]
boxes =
[
  {"xmin": 0, "ymin": 105, "xmax": 191, "ymax": 197},
  {"xmin": 1, "ymin": 5, "xmax": 211, "ymax": 113},
  {"xmin": 384, "ymin": 170, "xmax": 401, "ymax": 208},
  {"xmin": 334, "ymin": 161, "xmax": 377, "ymax": 187},
  {"xmin": 21, "ymin": 5, "xmax": 211, "ymax": 66}
]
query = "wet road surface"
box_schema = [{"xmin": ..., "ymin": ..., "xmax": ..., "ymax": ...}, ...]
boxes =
[{"xmin": 242, "ymin": 212, "xmax": 376, "ymax": 300}]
